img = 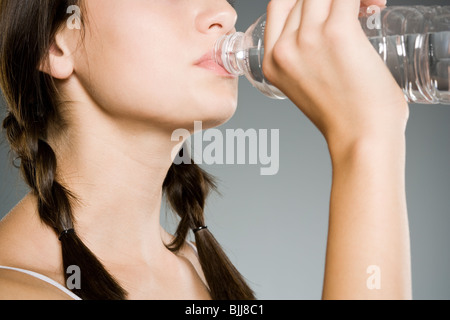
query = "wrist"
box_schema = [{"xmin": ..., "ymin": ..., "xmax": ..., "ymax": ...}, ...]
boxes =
[
  {"xmin": 324, "ymin": 100, "xmax": 409, "ymax": 163},
  {"xmin": 327, "ymin": 131, "xmax": 406, "ymax": 168}
]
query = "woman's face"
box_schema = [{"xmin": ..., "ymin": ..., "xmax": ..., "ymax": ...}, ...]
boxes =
[{"xmin": 72, "ymin": 0, "xmax": 238, "ymax": 133}]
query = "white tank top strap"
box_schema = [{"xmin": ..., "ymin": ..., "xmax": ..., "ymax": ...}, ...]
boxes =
[
  {"xmin": 185, "ymin": 240, "xmax": 198, "ymax": 256},
  {"xmin": 1, "ymin": 242, "xmax": 197, "ymax": 300},
  {"xmin": 0, "ymin": 266, "xmax": 82, "ymax": 300}
]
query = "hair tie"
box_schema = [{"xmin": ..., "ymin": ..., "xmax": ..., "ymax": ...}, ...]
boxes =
[
  {"xmin": 193, "ymin": 226, "xmax": 208, "ymax": 234},
  {"xmin": 58, "ymin": 228, "xmax": 75, "ymax": 241}
]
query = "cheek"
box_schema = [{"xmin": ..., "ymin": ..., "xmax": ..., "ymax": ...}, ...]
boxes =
[
  {"xmin": 76, "ymin": 18, "xmax": 183, "ymax": 115},
  {"xmin": 77, "ymin": 2, "xmax": 178, "ymax": 106},
  {"xmin": 75, "ymin": 3, "xmax": 238, "ymax": 128},
  {"xmin": 77, "ymin": 35, "xmax": 238, "ymax": 129}
]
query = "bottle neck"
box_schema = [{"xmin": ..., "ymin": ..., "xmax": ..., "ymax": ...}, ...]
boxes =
[{"xmin": 214, "ymin": 32, "xmax": 246, "ymax": 76}]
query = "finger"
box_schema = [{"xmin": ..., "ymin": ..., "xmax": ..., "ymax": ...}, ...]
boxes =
[
  {"xmin": 299, "ymin": 0, "xmax": 333, "ymax": 31},
  {"xmin": 361, "ymin": 0, "xmax": 387, "ymax": 8},
  {"xmin": 280, "ymin": 0, "xmax": 303, "ymax": 36},
  {"xmin": 265, "ymin": 0, "xmax": 298, "ymax": 53},
  {"xmin": 327, "ymin": 0, "xmax": 362, "ymax": 25},
  {"xmin": 360, "ymin": 0, "xmax": 387, "ymax": 18}
]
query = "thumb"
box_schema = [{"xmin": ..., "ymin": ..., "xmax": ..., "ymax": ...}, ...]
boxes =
[{"xmin": 361, "ymin": 0, "xmax": 387, "ymax": 7}]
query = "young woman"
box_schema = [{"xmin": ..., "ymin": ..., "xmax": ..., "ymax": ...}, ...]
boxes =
[{"xmin": 0, "ymin": 0, "xmax": 411, "ymax": 300}]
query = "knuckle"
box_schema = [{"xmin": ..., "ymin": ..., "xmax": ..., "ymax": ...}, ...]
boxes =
[
  {"xmin": 322, "ymin": 20, "xmax": 362, "ymax": 47},
  {"xmin": 262, "ymin": 52, "xmax": 279, "ymax": 83},
  {"xmin": 263, "ymin": 34, "xmax": 306, "ymax": 84},
  {"xmin": 296, "ymin": 29, "xmax": 321, "ymax": 50},
  {"xmin": 262, "ymin": 58, "xmax": 276, "ymax": 83},
  {"xmin": 271, "ymin": 37, "xmax": 295, "ymax": 68},
  {"xmin": 322, "ymin": 23, "xmax": 345, "ymax": 44}
]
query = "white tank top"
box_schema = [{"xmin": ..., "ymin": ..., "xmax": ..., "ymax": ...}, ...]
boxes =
[
  {"xmin": 0, "ymin": 241, "xmax": 198, "ymax": 300},
  {"xmin": 0, "ymin": 265, "xmax": 82, "ymax": 300}
]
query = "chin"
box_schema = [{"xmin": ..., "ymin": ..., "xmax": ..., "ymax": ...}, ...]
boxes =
[
  {"xmin": 193, "ymin": 93, "xmax": 238, "ymax": 130},
  {"xmin": 156, "ymin": 80, "xmax": 238, "ymax": 132}
]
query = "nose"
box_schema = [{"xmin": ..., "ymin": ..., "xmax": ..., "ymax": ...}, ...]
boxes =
[{"xmin": 195, "ymin": 0, "xmax": 237, "ymax": 35}]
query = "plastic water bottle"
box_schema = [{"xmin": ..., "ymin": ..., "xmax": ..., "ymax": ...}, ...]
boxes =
[{"xmin": 214, "ymin": 6, "xmax": 450, "ymax": 104}]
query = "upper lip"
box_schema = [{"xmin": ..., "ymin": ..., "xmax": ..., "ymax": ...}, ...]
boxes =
[{"xmin": 194, "ymin": 30, "xmax": 237, "ymax": 66}]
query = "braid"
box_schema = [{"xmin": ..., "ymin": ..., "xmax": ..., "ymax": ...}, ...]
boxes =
[
  {"xmin": 1, "ymin": 0, "xmax": 130, "ymax": 299},
  {"xmin": 2, "ymin": 111, "xmax": 127, "ymax": 300},
  {"xmin": 1, "ymin": 0, "xmax": 254, "ymax": 300},
  {"xmin": 163, "ymin": 149, "xmax": 255, "ymax": 300},
  {"xmin": 163, "ymin": 157, "xmax": 215, "ymax": 251}
]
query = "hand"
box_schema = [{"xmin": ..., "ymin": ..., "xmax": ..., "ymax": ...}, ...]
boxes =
[
  {"xmin": 263, "ymin": 0, "xmax": 409, "ymax": 156},
  {"xmin": 263, "ymin": 1, "xmax": 412, "ymax": 300}
]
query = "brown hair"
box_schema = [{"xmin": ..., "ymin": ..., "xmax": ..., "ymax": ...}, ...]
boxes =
[{"xmin": 0, "ymin": 0, "xmax": 254, "ymax": 300}]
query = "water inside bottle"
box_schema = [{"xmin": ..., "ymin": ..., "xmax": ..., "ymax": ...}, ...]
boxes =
[
  {"xmin": 368, "ymin": 31, "xmax": 450, "ymax": 104},
  {"xmin": 236, "ymin": 31, "xmax": 449, "ymax": 104},
  {"xmin": 238, "ymin": 47, "xmax": 286, "ymax": 99}
]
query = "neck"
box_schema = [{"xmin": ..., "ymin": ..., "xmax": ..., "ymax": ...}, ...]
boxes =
[{"xmin": 48, "ymin": 99, "xmax": 188, "ymax": 266}]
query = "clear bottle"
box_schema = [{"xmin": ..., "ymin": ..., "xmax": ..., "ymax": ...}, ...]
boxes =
[{"xmin": 214, "ymin": 6, "xmax": 450, "ymax": 104}]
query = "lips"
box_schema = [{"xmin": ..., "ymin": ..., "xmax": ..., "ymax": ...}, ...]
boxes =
[{"xmin": 194, "ymin": 50, "xmax": 236, "ymax": 78}]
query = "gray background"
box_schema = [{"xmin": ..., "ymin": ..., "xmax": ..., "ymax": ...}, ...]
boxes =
[{"xmin": 1, "ymin": 0, "xmax": 449, "ymax": 299}]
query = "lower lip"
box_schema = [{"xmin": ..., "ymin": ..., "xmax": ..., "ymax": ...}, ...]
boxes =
[{"xmin": 195, "ymin": 60, "xmax": 237, "ymax": 78}]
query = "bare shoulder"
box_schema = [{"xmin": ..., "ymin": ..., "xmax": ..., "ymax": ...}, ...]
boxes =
[
  {"xmin": 178, "ymin": 240, "xmax": 210, "ymax": 290},
  {"xmin": 0, "ymin": 268, "xmax": 72, "ymax": 300},
  {"xmin": 0, "ymin": 192, "xmax": 36, "ymax": 235},
  {"xmin": 0, "ymin": 193, "xmax": 71, "ymax": 300},
  {"xmin": 181, "ymin": 241, "xmax": 203, "ymax": 271},
  {"xmin": 159, "ymin": 227, "xmax": 207, "ymax": 285},
  {"xmin": 0, "ymin": 192, "xmax": 40, "ymax": 263}
]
